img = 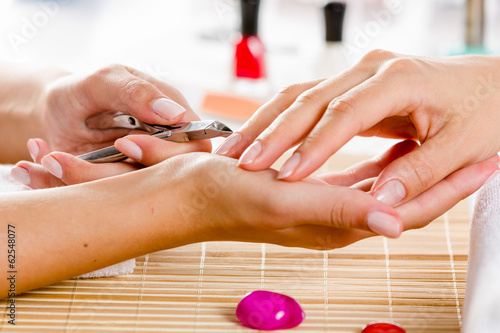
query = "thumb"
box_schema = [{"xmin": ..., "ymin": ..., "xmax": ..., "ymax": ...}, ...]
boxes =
[
  {"xmin": 370, "ymin": 136, "xmax": 468, "ymax": 206},
  {"xmin": 273, "ymin": 181, "xmax": 403, "ymax": 238},
  {"xmin": 81, "ymin": 65, "xmax": 187, "ymax": 125}
]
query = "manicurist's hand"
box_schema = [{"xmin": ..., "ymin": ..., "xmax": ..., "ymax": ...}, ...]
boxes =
[
  {"xmin": 10, "ymin": 64, "xmax": 212, "ymax": 185},
  {"xmin": 215, "ymin": 50, "xmax": 500, "ymax": 206},
  {"xmin": 38, "ymin": 64, "xmax": 209, "ymax": 156}
]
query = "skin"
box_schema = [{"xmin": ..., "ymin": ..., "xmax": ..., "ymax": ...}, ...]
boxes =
[
  {"xmin": 2, "ymin": 148, "xmax": 497, "ymax": 298},
  {"xmin": 2, "ymin": 59, "xmax": 499, "ymax": 296},
  {"xmin": 0, "ymin": 62, "xmax": 211, "ymax": 165},
  {"xmin": 215, "ymin": 50, "xmax": 500, "ymax": 207}
]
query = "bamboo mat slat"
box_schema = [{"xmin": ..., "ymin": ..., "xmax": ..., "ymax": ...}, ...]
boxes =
[{"xmin": 0, "ymin": 154, "xmax": 473, "ymax": 332}]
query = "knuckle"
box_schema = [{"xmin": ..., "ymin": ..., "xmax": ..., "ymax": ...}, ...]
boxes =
[
  {"xmin": 382, "ymin": 58, "xmax": 418, "ymax": 75},
  {"xmin": 326, "ymin": 97, "xmax": 357, "ymax": 120},
  {"xmin": 122, "ymin": 79, "xmax": 152, "ymax": 102},
  {"xmin": 277, "ymin": 83, "xmax": 302, "ymax": 96},
  {"xmin": 295, "ymin": 88, "xmax": 325, "ymax": 105},
  {"xmin": 360, "ymin": 49, "xmax": 395, "ymax": 66},
  {"xmin": 329, "ymin": 198, "xmax": 352, "ymax": 229},
  {"xmin": 402, "ymin": 157, "xmax": 435, "ymax": 190},
  {"xmin": 91, "ymin": 64, "xmax": 121, "ymax": 79}
]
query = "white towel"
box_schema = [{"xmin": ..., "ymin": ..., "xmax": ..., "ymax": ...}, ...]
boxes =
[
  {"xmin": 463, "ymin": 172, "xmax": 500, "ymax": 333},
  {"xmin": 0, "ymin": 164, "xmax": 135, "ymax": 279}
]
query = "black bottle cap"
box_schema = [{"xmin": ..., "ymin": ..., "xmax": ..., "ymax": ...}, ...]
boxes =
[
  {"xmin": 324, "ymin": 2, "xmax": 346, "ymax": 42},
  {"xmin": 241, "ymin": 0, "xmax": 261, "ymax": 36}
]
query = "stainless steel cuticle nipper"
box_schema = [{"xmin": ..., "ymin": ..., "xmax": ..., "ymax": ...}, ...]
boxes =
[{"xmin": 77, "ymin": 113, "xmax": 233, "ymax": 163}]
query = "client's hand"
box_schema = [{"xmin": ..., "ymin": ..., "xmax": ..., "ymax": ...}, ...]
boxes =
[
  {"xmin": 14, "ymin": 139, "xmax": 499, "ymax": 240},
  {"xmin": 141, "ymin": 149, "xmax": 498, "ymax": 249},
  {"xmin": 216, "ymin": 50, "xmax": 500, "ymax": 207}
]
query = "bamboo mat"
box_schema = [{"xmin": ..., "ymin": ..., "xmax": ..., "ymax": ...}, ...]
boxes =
[{"xmin": 0, "ymin": 153, "xmax": 472, "ymax": 333}]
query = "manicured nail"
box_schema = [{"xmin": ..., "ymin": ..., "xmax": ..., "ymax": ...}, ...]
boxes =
[
  {"xmin": 115, "ymin": 138, "xmax": 143, "ymax": 161},
  {"xmin": 277, "ymin": 153, "xmax": 301, "ymax": 179},
  {"xmin": 373, "ymin": 180, "xmax": 406, "ymax": 206},
  {"xmin": 485, "ymin": 170, "xmax": 500, "ymax": 185},
  {"xmin": 238, "ymin": 141, "xmax": 263, "ymax": 166},
  {"xmin": 27, "ymin": 139, "xmax": 39, "ymax": 161},
  {"xmin": 367, "ymin": 211, "xmax": 402, "ymax": 238},
  {"xmin": 215, "ymin": 133, "xmax": 241, "ymax": 155},
  {"xmin": 42, "ymin": 155, "xmax": 63, "ymax": 179},
  {"xmin": 486, "ymin": 153, "xmax": 500, "ymax": 163},
  {"xmin": 151, "ymin": 98, "xmax": 186, "ymax": 120},
  {"xmin": 11, "ymin": 166, "xmax": 30, "ymax": 186}
]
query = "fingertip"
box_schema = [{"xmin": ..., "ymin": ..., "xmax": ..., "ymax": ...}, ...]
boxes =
[
  {"xmin": 27, "ymin": 139, "xmax": 39, "ymax": 162},
  {"xmin": 215, "ymin": 133, "xmax": 241, "ymax": 156},
  {"xmin": 11, "ymin": 165, "xmax": 31, "ymax": 186},
  {"xmin": 237, "ymin": 141, "xmax": 263, "ymax": 168},
  {"xmin": 366, "ymin": 210, "xmax": 403, "ymax": 238},
  {"xmin": 277, "ymin": 152, "xmax": 301, "ymax": 180},
  {"xmin": 41, "ymin": 154, "xmax": 63, "ymax": 179},
  {"xmin": 151, "ymin": 98, "xmax": 186, "ymax": 122},
  {"xmin": 115, "ymin": 137, "xmax": 143, "ymax": 161}
]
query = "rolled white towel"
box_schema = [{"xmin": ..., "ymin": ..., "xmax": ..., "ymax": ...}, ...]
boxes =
[
  {"xmin": 0, "ymin": 164, "xmax": 136, "ymax": 279},
  {"xmin": 463, "ymin": 172, "xmax": 500, "ymax": 333}
]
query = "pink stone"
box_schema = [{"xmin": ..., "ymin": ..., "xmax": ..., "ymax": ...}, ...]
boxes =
[
  {"xmin": 236, "ymin": 290, "xmax": 305, "ymax": 330},
  {"xmin": 362, "ymin": 322, "xmax": 406, "ymax": 333}
]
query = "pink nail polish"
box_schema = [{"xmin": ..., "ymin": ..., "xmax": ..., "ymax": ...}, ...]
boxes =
[
  {"xmin": 27, "ymin": 139, "xmax": 39, "ymax": 162},
  {"xmin": 11, "ymin": 166, "xmax": 30, "ymax": 186},
  {"xmin": 42, "ymin": 155, "xmax": 63, "ymax": 179},
  {"xmin": 367, "ymin": 212, "xmax": 402, "ymax": 238},
  {"xmin": 151, "ymin": 98, "xmax": 186, "ymax": 120},
  {"xmin": 277, "ymin": 153, "xmax": 301, "ymax": 179},
  {"xmin": 239, "ymin": 141, "xmax": 262, "ymax": 166},
  {"xmin": 215, "ymin": 133, "xmax": 241, "ymax": 155},
  {"xmin": 115, "ymin": 138, "xmax": 143, "ymax": 161},
  {"xmin": 373, "ymin": 180, "xmax": 406, "ymax": 206},
  {"xmin": 485, "ymin": 170, "xmax": 500, "ymax": 186}
]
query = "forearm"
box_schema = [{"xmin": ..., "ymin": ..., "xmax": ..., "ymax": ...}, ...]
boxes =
[
  {"xmin": 0, "ymin": 61, "xmax": 68, "ymax": 163},
  {"xmin": 0, "ymin": 162, "xmax": 200, "ymax": 297}
]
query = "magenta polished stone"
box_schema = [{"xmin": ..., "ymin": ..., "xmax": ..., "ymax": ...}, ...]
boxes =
[
  {"xmin": 362, "ymin": 322, "xmax": 406, "ymax": 333},
  {"xmin": 236, "ymin": 290, "xmax": 305, "ymax": 330}
]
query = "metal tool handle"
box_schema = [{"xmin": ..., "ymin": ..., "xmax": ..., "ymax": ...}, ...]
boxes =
[{"xmin": 77, "ymin": 146, "xmax": 128, "ymax": 163}]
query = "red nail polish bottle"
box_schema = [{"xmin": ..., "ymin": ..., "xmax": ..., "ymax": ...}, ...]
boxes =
[{"xmin": 234, "ymin": 0, "xmax": 265, "ymax": 79}]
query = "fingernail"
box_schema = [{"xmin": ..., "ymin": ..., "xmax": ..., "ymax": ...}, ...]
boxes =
[
  {"xmin": 373, "ymin": 180, "xmax": 406, "ymax": 206},
  {"xmin": 277, "ymin": 153, "xmax": 301, "ymax": 179},
  {"xmin": 115, "ymin": 138, "xmax": 142, "ymax": 161},
  {"xmin": 42, "ymin": 155, "xmax": 63, "ymax": 179},
  {"xmin": 367, "ymin": 211, "xmax": 402, "ymax": 238},
  {"xmin": 11, "ymin": 166, "xmax": 30, "ymax": 186},
  {"xmin": 485, "ymin": 170, "xmax": 500, "ymax": 185},
  {"xmin": 27, "ymin": 139, "xmax": 39, "ymax": 161},
  {"xmin": 215, "ymin": 133, "xmax": 241, "ymax": 155},
  {"xmin": 486, "ymin": 153, "xmax": 500, "ymax": 163},
  {"xmin": 151, "ymin": 98, "xmax": 186, "ymax": 120},
  {"xmin": 238, "ymin": 141, "xmax": 262, "ymax": 166}
]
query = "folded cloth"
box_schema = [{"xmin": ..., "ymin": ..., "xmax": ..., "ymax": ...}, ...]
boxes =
[
  {"xmin": 463, "ymin": 172, "xmax": 500, "ymax": 333},
  {"xmin": 0, "ymin": 164, "xmax": 136, "ymax": 279}
]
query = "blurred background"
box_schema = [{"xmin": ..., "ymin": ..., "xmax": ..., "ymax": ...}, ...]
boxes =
[{"xmin": 0, "ymin": 0, "xmax": 499, "ymax": 154}]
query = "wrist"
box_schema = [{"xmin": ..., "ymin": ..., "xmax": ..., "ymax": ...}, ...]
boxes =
[
  {"xmin": 0, "ymin": 63, "xmax": 69, "ymax": 162},
  {"xmin": 138, "ymin": 154, "xmax": 217, "ymax": 248}
]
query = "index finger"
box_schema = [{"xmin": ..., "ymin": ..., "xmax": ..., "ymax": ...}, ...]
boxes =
[{"xmin": 276, "ymin": 65, "xmax": 422, "ymax": 181}]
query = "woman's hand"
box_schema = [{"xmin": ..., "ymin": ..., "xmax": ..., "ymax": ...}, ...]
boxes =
[
  {"xmin": 152, "ymin": 149, "xmax": 498, "ymax": 250},
  {"xmin": 215, "ymin": 50, "xmax": 500, "ymax": 206},
  {"xmin": 3, "ymin": 142, "xmax": 497, "ymax": 297},
  {"xmin": 38, "ymin": 64, "xmax": 210, "ymax": 156},
  {"xmin": 15, "ymin": 138, "xmax": 499, "ymax": 242}
]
